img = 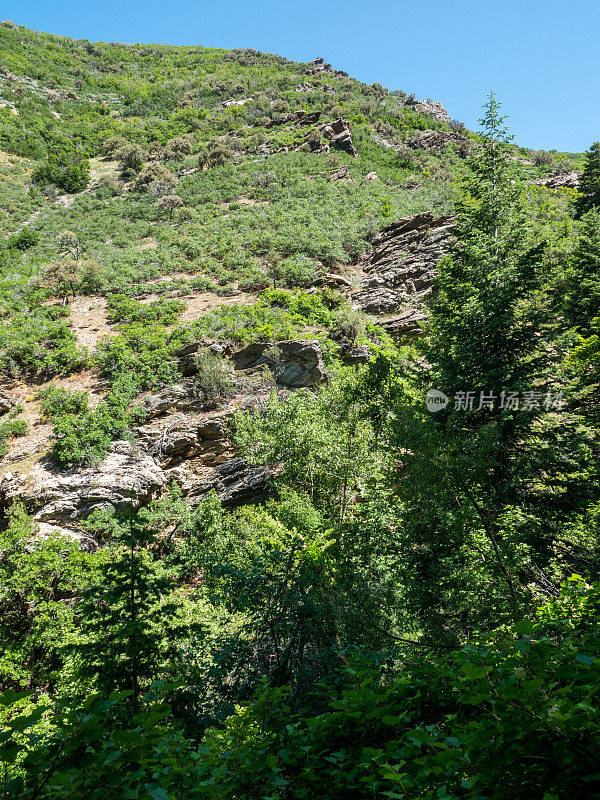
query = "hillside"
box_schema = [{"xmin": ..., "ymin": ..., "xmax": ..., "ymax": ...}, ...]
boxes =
[{"xmin": 1, "ymin": 20, "xmax": 600, "ymax": 800}]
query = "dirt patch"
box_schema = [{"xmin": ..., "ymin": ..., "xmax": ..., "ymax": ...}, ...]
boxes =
[
  {"xmin": 89, "ymin": 157, "xmax": 120, "ymax": 183},
  {"xmin": 137, "ymin": 237, "xmax": 158, "ymax": 250},
  {"xmin": 55, "ymin": 194, "xmax": 75, "ymax": 208},
  {"xmin": 69, "ymin": 296, "xmax": 115, "ymax": 351},
  {"xmin": 178, "ymin": 291, "xmax": 258, "ymax": 324}
]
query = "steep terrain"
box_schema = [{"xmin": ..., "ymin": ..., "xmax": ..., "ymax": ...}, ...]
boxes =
[
  {"xmin": 2, "ymin": 21, "xmax": 600, "ymax": 800},
  {"xmin": 0, "ymin": 21, "xmax": 581, "ymax": 537}
]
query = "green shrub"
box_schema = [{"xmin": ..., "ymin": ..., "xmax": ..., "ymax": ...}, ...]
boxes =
[
  {"xmin": 40, "ymin": 381, "xmax": 135, "ymax": 467},
  {"xmin": 194, "ymin": 349, "xmax": 234, "ymax": 400},
  {"xmin": 0, "ymin": 418, "xmax": 27, "ymax": 457},
  {"xmin": 94, "ymin": 323, "xmax": 179, "ymax": 388},
  {"xmin": 7, "ymin": 227, "xmax": 39, "ymax": 251},
  {"xmin": 32, "ymin": 148, "xmax": 90, "ymax": 193},
  {"xmin": 106, "ymin": 294, "xmax": 185, "ymax": 326},
  {"xmin": 0, "ymin": 309, "xmax": 88, "ymax": 379}
]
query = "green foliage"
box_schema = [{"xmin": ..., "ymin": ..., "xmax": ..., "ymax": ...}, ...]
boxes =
[
  {"xmin": 0, "ymin": 417, "xmax": 27, "ymax": 457},
  {"xmin": 94, "ymin": 323, "xmax": 179, "ymax": 388},
  {"xmin": 71, "ymin": 514, "xmax": 186, "ymax": 696},
  {"xmin": 193, "ymin": 349, "xmax": 234, "ymax": 400},
  {"xmin": 576, "ymin": 140, "xmax": 600, "ymax": 217},
  {"xmin": 39, "ymin": 381, "xmax": 135, "ymax": 467},
  {"xmin": 32, "ymin": 148, "xmax": 90, "ymax": 193},
  {"xmin": 0, "ymin": 308, "xmax": 88, "ymax": 380},
  {"xmin": 0, "ymin": 504, "xmax": 97, "ymax": 692},
  {"xmin": 197, "ymin": 579, "xmax": 600, "ymax": 800},
  {"xmin": 106, "ymin": 293, "xmax": 185, "ymax": 326},
  {"xmin": 563, "ymin": 210, "xmax": 600, "ymax": 333},
  {"xmin": 0, "ymin": 26, "xmax": 597, "ymax": 800},
  {"xmin": 6, "ymin": 227, "xmax": 39, "ymax": 251}
]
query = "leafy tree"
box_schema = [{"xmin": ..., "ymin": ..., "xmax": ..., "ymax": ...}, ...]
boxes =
[{"xmin": 357, "ymin": 96, "xmax": 578, "ymax": 641}]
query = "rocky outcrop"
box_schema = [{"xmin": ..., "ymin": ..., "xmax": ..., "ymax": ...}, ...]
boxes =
[
  {"xmin": 404, "ymin": 97, "xmax": 450, "ymax": 123},
  {"xmin": 315, "ymin": 117, "xmax": 357, "ymax": 156},
  {"xmin": 136, "ymin": 412, "xmax": 232, "ymax": 468},
  {"xmin": 172, "ymin": 457, "xmax": 272, "ymax": 508},
  {"xmin": 0, "ymin": 440, "xmax": 166, "ymax": 525},
  {"xmin": 406, "ymin": 129, "xmax": 471, "ymax": 155},
  {"xmin": 379, "ymin": 309, "xmax": 428, "ymax": 339},
  {"xmin": 353, "ymin": 213, "xmax": 456, "ymax": 317},
  {"xmin": 307, "ymin": 57, "xmax": 332, "ymax": 73},
  {"xmin": 232, "ymin": 340, "xmax": 327, "ymax": 387},
  {"xmin": 174, "ymin": 340, "xmax": 229, "ymax": 377},
  {"xmin": 135, "ymin": 408, "xmax": 272, "ymax": 507},
  {"xmin": 533, "ymin": 171, "xmax": 580, "ymax": 190},
  {"xmin": 339, "ymin": 345, "xmax": 371, "ymax": 366},
  {"xmin": 142, "ymin": 384, "xmax": 201, "ymax": 418},
  {"xmin": 312, "ymin": 273, "xmax": 353, "ymax": 290}
]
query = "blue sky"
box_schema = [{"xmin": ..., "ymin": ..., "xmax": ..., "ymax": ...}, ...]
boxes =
[{"xmin": 3, "ymin": 0, "xmax": 598, "ymax": 152}]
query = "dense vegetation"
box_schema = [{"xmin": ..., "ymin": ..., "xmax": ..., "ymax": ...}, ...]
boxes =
[{"xmin": 0, "ymin": 20, "xmax": 599, "ymax": 799}]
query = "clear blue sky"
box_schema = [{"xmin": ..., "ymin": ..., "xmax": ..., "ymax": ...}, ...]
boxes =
[{"xmin": 3, "ymin": 0, "xmax": 598, "ymax": 152}]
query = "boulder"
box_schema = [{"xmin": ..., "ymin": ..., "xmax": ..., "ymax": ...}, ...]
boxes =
[
  {"xmin": 313, "ymin": 273, "xmax": 353, "ymax": 290},
  {"xmin": 380, "ymin": 309, "xmax": 428, "ymax": 340},
  {"xmin": 406, "ymin": 129, "xmax": 472, "ymax": 155},
  {"xmin": 299, "ymin": 118, "xmax": 358, "ymax": 157},
  {"xmin": 143, "ymin": 384, "xmax": 199, "ymax": 418},
  {"xmin": 0, "ymin": 393, "xmax": 13, "ymax": 415},
  {"xmin": 339, "ymin": 345, "xmax": 371, "ymax": 366},
  {"xmin": 329, "ymin": 166, "xmax": 350, "ymax": 181},
  {"xmin": 231, "ymin": 340, "xmax": 327, "ymax": 387},
  {"xmin": 174, "ymin": 339, "xmax": 228, "ymax": 377}
]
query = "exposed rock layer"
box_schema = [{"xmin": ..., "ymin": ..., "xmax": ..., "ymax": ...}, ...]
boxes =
[{"xmin": 353, "ymin": 212, "xmax": 456, "ymax": 318}]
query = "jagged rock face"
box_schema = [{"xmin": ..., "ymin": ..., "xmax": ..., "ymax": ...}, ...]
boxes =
[
  {"xmin": 353, "ymin": 213, "xmax": 456, "ymax": 317},
  {"xmin": 0, "ymin": 440, "xmax": 166, "ymax": 525},
  {"xmin": 136, "ymin": 411, "xmax": 232, "ymax": 468},
  {"xmin": 533, "ymin": 171, "xmax": 581, "ymax": 190},
  {"xmin": 172, "ymin": 457, "xmax": 272, "ymax": 508},
  {"xmin": 316, "ymin": 117, "xmax": 357, "ymax": 156},
  {"xmin": 232, "ymin": 340, "xmax": 327, "ymax": 387},
  {"xmin": 406, "ymin": 129, "xmax": 472, "ymax": 156},
  {"xmin": 379, "ymin": 309, "xmax": 428, "ymax": 339},
  {"xmin": 0, "ymin": 339, "xmax": 328, "ymax": 536},
  {"xmin": 404, "ymin": 97, "xmax": 450, "ymax": 123}
]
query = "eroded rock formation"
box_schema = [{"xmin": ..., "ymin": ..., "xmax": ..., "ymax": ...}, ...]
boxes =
[
  {"xmin": 353, "ymin": 212, "xmax": 456, "ymax": 317},
  {"xmin": 533, "ymin": 171, "xmax": 581, "ymax": 190}
]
